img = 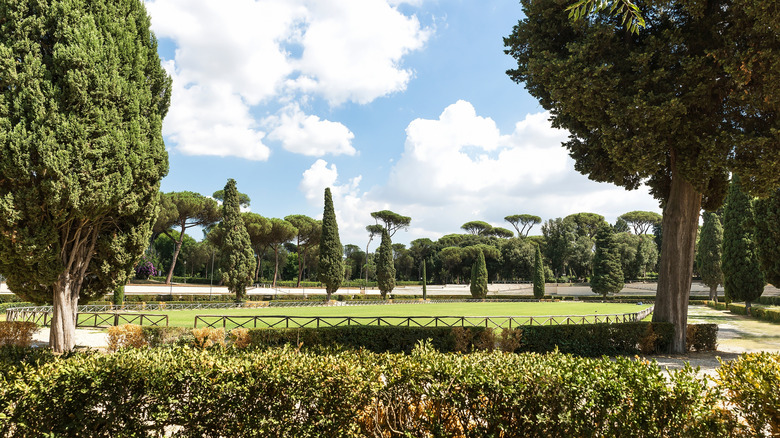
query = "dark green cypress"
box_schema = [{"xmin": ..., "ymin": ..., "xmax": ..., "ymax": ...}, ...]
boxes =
[
  {"xmin": 722, "ymin": 176, "xmax": 764, "ymax": 310},
  {"xmin": 422, "ymin": 260, "xmax": 428, "ymax": 300},
  {"xmin": 533, "ymin": 245, "xmax": 545, "ymax": 299},
  {"xmin": 470, "ymin": 250, "xmax": 488, "ymax": 299},
  {"xmin": 696, "ymin": 212, "xmax": 724, "ymax": 301},
  {"xmin": 218, "ymin": 179, "xmax": 256, "ymax": 302},
  {"xmin": 753, "ymin": 188, "xmax": 780, "ymax": 288},
  {"xmin": 318, "ymin": 188, "xmax": 343, "ymax": 300},
  {"xmin": 591, "ymin": 225, "xmax": 624, "ymax": 298},
  {"xmin": 376, "ymin": 229, "xmax": 396, "ymax": 299}
]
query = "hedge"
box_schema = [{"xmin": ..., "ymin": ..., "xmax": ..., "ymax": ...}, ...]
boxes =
[
  {"xmin": 2, "ymin": 345, "xmax": 768, "ymax": 437},
  {"xmin": 708, "ymin": 301, "xmax": 780, "ymax": 324}
]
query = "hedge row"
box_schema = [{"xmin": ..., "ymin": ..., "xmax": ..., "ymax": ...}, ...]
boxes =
[
  {"xmin": 707, "ymin": 301, "xmax": 780, "ymax": 324},
  {"xmin": 133, "ymin": 322, "xmax": 717, "ymax": 356},
  {"xmin": 1, "ymin": 345, "xmax": 776, "ymax": 437},
  {"xmin": 758, "ymin": 295, "xmax": 780, "ymax": 306}
]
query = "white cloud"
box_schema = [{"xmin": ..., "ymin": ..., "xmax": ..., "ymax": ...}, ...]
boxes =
[
  {"xmin": 146, "ymin": 0, "xmax": 430, "ymax": 160},
  {"xmin": 298, "ymin": 102, "xmax": 660, "ymax": 246},
  {"xmin": 267, "ymin": 105, "xmax": 356, "ymax": 156}
]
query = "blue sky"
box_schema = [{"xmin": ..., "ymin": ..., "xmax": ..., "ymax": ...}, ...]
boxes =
[{"xmin": 146, "ymin": 0, "xmax": 660, "ymax": 246}]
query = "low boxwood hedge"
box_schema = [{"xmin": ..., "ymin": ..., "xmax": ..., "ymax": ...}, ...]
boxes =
[{"xmin": 3, "ymin": 344, "xmax": 769, "ymax": 437}]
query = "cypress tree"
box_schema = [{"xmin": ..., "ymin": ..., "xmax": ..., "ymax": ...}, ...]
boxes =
[
  {"xmin": 696, "ymin": 212, "xmax": 724, "ymax": 302},
  {"xmin": 592, "ymin": 225, "xmax": 624, "ymax": 298},
  {"xmin": 533, "ymin": 245, "xmax": 545, "ymax": 299},
  {"xmin": 753, "ymin": 188, "xmax": 780, "ymax": 288},
  {"xmin": 0, "ymin": 0, "xmax": 170, "ymax": 352},
  {"xmin": 722, "ymin": 176, "xmax": 764, "ymax": 310},
  {"xmin": 422, "ymin": 260, "xmax": 428, "ymax": 300},
  {"xmin": 218, "ymin": 179, "xmax": 256, "ymax": 302},
  {"xmin": 470, "ymin": 250, "xmax": 488, "ymax": 299},
  {"xmin": 318, "ymin": 188, "xmax": 343, "ymax": 300},
  {"xmin": 376, "ymin": 229, "xmax": 396, "ymax": 299}
]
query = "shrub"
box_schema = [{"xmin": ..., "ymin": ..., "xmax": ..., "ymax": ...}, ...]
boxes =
[
  {"xmin": 716, "ymin": 352, "xmax": 780, "ymax": 436},
  {"xmin": 0, "ymin": 322, "xmax": 38, "ymax": 347},
  {"xmin": 191, "ymin": 327, "xmax": 225, "ymax": 349},
  {"xmin": 686, "ymin": 324, "xmax": 718, "ymax": 352},
  {"xmin": 106, "ymin": 324, "xmax": 147, "ymax": 351},
  {"xmin": 751, "ymin": 306, "xmax": 780, "ymax": 323}
]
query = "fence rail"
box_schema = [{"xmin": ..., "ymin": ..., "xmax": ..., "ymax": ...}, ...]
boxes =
[
  {"xmin": 194, "ymin": 308, "xmax": 654, "ymax": 329},
  {"xmin": 6, "ymin": 310, "xmax": 168, "ymax": 328}
]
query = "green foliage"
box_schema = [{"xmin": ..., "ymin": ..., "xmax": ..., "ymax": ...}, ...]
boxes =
[
  {"xmin": 0, "ymin": 344, "xmax": 752, "ymax": 436},
  {"xmin": 619, "ymin": 211, "xmax": 663, "ymax": 235},
  {"xmin": 753, "ymin": 188, "xmax": 780, "ymax": 287},
  {"xmin": 533, "ymin": 245, "xmax": 545, "ymax": 299},
  {"xmin": 697, "ymin": 212, "xmax": 724, "ymax": 297},
  {"xmin": 370, "ymin": 210, "xmax": 411, "ymax": 237},
  {"xmin": 504, "ymin": 214, "xmax": 542, "ymax": 237},
  {"xmin": 422, "ymin": 261, "xmax": 427, "ymax": 300},
  {"xmin": 285, "ymin": 214, "xmax": 321, "ymax": 286},
  {"xmin": 376, "ymin": 230, "xmax": 396, "ymax": 298},
  {"xmin": 716, "ymin": 352, "xmax": 780, "ymax": 436},
  {"xmin": 469, "ymin": 250, "xmax": 488, "ymax": 299},
  {"xmin": 0, "ymin": 0, "xmax": 171, "ymax": 350},
  {"xmin": 542, "ymin": 218, "xmax": 577, "ymax": 277},
  {"xmin": 724, "ymin": 303, "xmax": 780, "ymax": 324},
  {"xmin": 565, "ymin": 212, "xmax": 607, "ymax": 238},
  {"xmin": 722, "ymin": 176, "xmax": 764, "ymax": 307},
  {"xmin": 318, "ymin": 188, "xmax": 343, "ymax": 299},
  {"xmin": 566, "ymin": 0, "xmax": 646, "ymax": 34},
  {"xmin": 461, "ymin": 220, "xmax": 493, "ymax": 235},
  {"xmin": 112, "ymin": 286, "xmax": 124, "ymax": 306},
  {"xmin": 592, "ymin": 226, "xmax": 624, "ymax": 297},
  {"xmin": 217, "ymin": 179, "xmax": 256, "ymax": 301}
]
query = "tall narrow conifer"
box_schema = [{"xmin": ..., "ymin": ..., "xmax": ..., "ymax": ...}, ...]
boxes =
[
  {"xmin": 470, "ymin": 250, "xmax": 488, "ymax": 299},
  {"xmin": 533, "ymin": 245, "xmax": 545, "ymax": 299},
  {"xmin": 592, "ymin": 225, "xmax": 624, "ymax": 298},
  {"xmin": 376, "ymin": 229, "xmax": 396, "ymax": 299},
  {"xmin": 753, "ymin": 189, "xmax": 780, "ymax": 288},
  {"xmin": 218, "ymin": 179, "xmax": 256, "ymax": 302},
  {"xmin": 722, "ymin": 176, "xmax": 764, "ymax": 310},
  {"xmin": 696, "ymin": 212, "xmax": 724, "ymax": 302},
  {"xmin": 422, "ymin": 260, "xmax": 428, "ymax": 300},
  {"xmin": 318, "ymin": 188, "xmax": 343, "ymax": 300}
]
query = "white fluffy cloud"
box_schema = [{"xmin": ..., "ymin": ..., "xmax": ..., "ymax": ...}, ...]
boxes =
[
  {"xmin": 299, "ymin": 101, "xmax": 660, "ymax": 245},
  {"xmin": 146, "ymin": 0, "xmax": 429, "ymax": 159},
  {"xmin": 268, "ymin": 105, "xmax": 356, "ymax": 156}
]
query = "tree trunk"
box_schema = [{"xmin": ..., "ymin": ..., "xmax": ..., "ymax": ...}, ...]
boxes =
[
  {"xmin": 272, "ymin": 245, "xmax": 279, "ymax": 288},
  {"xmin": 653, "ymin": 156, "xmax": 702, "ymax": 354},
  {"xmin": 50, "ymin": 272, "xmax": 79, "ymax": 353},
  {"xmin": 709, "ymin": 284, "xmax": 718, "ymax": 302},
  {"xmin": 296, "ymin": 242, "xmax": 304, "ymax": 288},
  {"xmin": 165, "ymin": 227, "xmax": 186, "ymax": 284}
]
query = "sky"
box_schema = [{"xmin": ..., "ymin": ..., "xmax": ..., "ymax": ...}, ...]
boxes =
[{"xmin": 145, "ymin": 0, "xmax": 661, "ymax": 247}]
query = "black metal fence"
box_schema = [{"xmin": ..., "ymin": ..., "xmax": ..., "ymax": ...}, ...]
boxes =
[{"xmin": 194, "ymin": 309, "xmax": 653, "ymax": 330}]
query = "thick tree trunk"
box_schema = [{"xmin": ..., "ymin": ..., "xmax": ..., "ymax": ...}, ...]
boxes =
[
  {"xmin": 653, "ymin": 158, "xmax": 702, "ymax": 354},
  {"xmin": 50, "ymin": 273, "xmax": 79, "ymax": 353},
  {"xmin": 709, "ymin": 284, "xmax": 718, "ymax": 302}
]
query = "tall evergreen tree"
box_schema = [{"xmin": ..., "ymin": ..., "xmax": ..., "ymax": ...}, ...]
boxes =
[
  {"xmin": 422, "ymin": 260, "xmax": 428, "ymax": 300},
  {"xmin": 218, "ymin": 179, "xmax": 256, "ymax": 302},
  {"xmin": 697, "ymin": 212, "xmax": 724, "ymax": 302},
  {"xmin": 591, "ymin": 226, "xmax": 624, "ymax": 298},
  {"xmin": 753, "ymin": 188, "xmax": 780, "ymax": 288},
  {"xmin": 533, "ymin": 245, "xmax": 545, "ymax": 299},
  {"xmin": 318, "ymin": 188, "xmax": 343, "ymax": 300},
  {"xmin": 376, "ymin": 229, "xmax": 396, "ymax": 299},
  {"xmin": 722, "ymin": 176, "xmax": 764, "ymax": 311},
  {"xmin": 0, "ymin": 0, "xmax": 170, "ymax": 352},
  {"xmin": 470, "ymin": 250, "xmax": 488, "ymax": 299}
]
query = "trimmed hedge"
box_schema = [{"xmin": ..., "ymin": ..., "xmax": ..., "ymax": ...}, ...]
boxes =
[
  {"xmin": 726, "ymin": 303, "xmax": 780, "ymax": 323},
  {"xmin": 758, "ymin": 295, "xmax": 780, "ymax": 306},
  {"xmin": 0, "ymin": 345, "xmax": 760, "ymax": 437}
]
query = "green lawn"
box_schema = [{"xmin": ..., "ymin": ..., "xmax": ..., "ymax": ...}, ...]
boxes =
[{"xmin": 143, "ymin": 302, "xmax": 649, "ymax": 328}]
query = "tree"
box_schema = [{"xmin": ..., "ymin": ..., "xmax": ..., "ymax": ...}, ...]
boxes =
[
  {"xmin": 533, "ymin": 245, "xmax": 545, "ymax": 299},
  {"xmin": 242, "ymin": 213, "xmax": 272, "ymax": 282},
  {"xmin": 422, "ymin": 260, "xmax": 428, "ymax": 300},
  {"xmin": 613, "ymin": 217, "xmax": 630, "ymax": 233},
  {"xmin": 566, "ymin": 0, "xmax": 645, "ymax": 33},
  {"xmin": 285, "ymin": 215, "xmax": 321, "ymax": 287},
  {"xmin": 154, "ymin": 192, "xmax": 221, "ymax": 284},
  {"xmin": 541, "ymin": 218, "xmax": 576, "ymax": 278},
  {"xmin": 318, "ymin": 188, "xmax": 343, "ymax": 300},
  {"xmin": 505, "ymin": 214, "xmax": 542, "ymax": 237},
  {"xmin": 505, "ymin": 0, "xmax": 780, "ymax": 352},
  {"xmin": 722, "ymin": 176, "xmax": 764, "ymax": 311},
  {"xmin": 370, "ymin": 210, "xmax": 412, "ymax": 237},
  {"xmin": 212, "ymin": 189, "xmax": 251, "ymax": 208},
  {"xmin": 591, "ymin": 226, "xmax": 624, "ymax": 298},
  {"xmin": 0, "ymin": 0, "xmax": 170, "ymax": 352},
  {"xmin": 364, "ymin": 224, "xmax": 385, "ymax": 286},
  {"xmin": 461, "ymin": 221, "xmax": 493, "ymax": 236},
  {"xmin": 265, "ymin": 219, "xmax": 298, "ymax": 288},
  {"xmin": 470, "ymin": 250, "xmax": 488, "ymax": 299},
  {"xmin": 565, "ymin": 212, "xmax": 607, "ymax": 238},
  {"xmin": 753, "ymin": 189, "xmax": 780, "ymax": 288},
  {"xmin": 489, "ymin": 227, "xmax": 515, "ymax": 239},
  {"xmin": 376, "ymin": 230, "xmax": 396, "ymax": 299},
  {"xmin": 500, "ymin": 238, "xmax": 536, "ymax": 281},
  {"xmin": 217, "ymin": 179, "xmax": 256, "ymax": 301},
  {"xmin": 619, "ymin": 211, "xmax": 663, "ymax": 235},
  {"xmin": 696, "ymin": 212, "xmax": 724, "ymax": 301}
]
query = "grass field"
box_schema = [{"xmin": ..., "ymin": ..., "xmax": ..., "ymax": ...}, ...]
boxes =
[{"xmin": 138, "ymin": 302, "xmax": 649, "ymax": 328}]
